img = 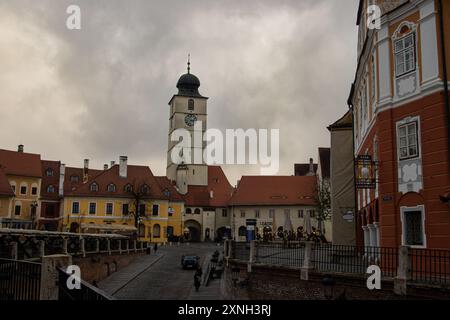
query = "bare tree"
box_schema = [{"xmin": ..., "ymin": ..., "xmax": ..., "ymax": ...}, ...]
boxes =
[{"xmin": 315, "ymin": 178, "xmax": 331, "ymax": 233}]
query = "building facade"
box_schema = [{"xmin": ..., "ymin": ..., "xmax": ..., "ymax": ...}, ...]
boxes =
[
  {"xmin": 229, "ymin": 176, "xmax": 325, "ymax": 241},
  {"xmin": 350, "ymin": 0, "xmax": 450, "ymax": 249}
]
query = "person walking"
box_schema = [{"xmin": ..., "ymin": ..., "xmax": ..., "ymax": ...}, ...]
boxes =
[
  {"xmin": 154, "ymin": 243, "xmax": 158, "ymax": 253},
  {"xmin": 194, "ymin": 266, "xmax": 202, "ymax": 292}
]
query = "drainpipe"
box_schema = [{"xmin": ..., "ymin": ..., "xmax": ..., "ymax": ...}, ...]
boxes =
[
  {"xmin": 438, "ymin": 0, "xmax": 450, "ymax": 172},
  {"xmin": 347, "ymin": 84, "xmax": 359, "ymax": 244}
]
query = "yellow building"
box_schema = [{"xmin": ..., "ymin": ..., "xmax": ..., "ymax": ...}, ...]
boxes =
[
  {"xmin": 61, "ymin": 157, "xmax": 184, "ymax": 243},
  {"xmin": 0, "ymin": 147, "xmax": 42, "ymax": 229}
]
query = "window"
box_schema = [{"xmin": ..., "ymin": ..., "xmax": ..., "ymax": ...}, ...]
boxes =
[
  {"xmin": 402, "ymin": 207, "xmax": 425, "ymax": 247},
  {"xmin": 14, "ymin": 205, "xmax": 21, "ymax": 216},
  {"xmin": 124, "ymin": 184, "xmax": 133, "ymax": 193},
  {"xmin": 20, "ymin": 186, "xmax": 27, "ymax": 195},
  {"xmin": 46, "ymin": 168, "xmax": 54, "ymax": 177},
  {"xmin": 46, "ymin": 185, "xmax": 55, "ymax": 193},
  {"xmin": 72, "ymin": 202, "xmax": 80, "ymax": 214},
  {"xmin": 152, "ymin": 204, "xmax": 159, "ymax": 216},
  {"xmin": 32, "ymin": 187, "xmax": 38, "ymax": 195},
  {"xmin": 222, "ymin": 209, "xmax": 227, "ymax": 217},
  {"xmin": 11, "ymin": 184, "xmax": 16, "ymax": 193},
  {"xmin": 139, "ymin": 204, "xmax": 146, "ymax": 216},
  {"xmin": 167, "ymin": 226, "xmax": 174, "ymax": 237},
  {"xmin": 168, "ymin": 207, "xmax": 173, "ymax": 217},
  {"xmin": 298, "ymin": 210, "xmax": 304, "ymax": 218},
  {"xmin": 89, "ymin": 202, "xmax": 96, "ymax": 215},
  {"xmin": 107, "ymin": 183, "xmax": 116, "ymax": 192},
  {"xmin": 70, "ymin": 175, "xmax": 79, "ymax": 183},
  {"xmin": 394, "ymin": 33, "xmax": 416, "ymax": 77},
  {"xmin": 90, "ymin": 183, "xmax": 98, "ymax": 192},
  {"xmin": 398, "ymin": 121, "xmax": 419, "ymax": 160},
  {"xmin": 153, "ymin": 224, "xmax": 161, "ymax": 238},
  {"xmin": 188, "ymin": 99, "xmax": 194, "ymax": 111},
  {"xmin": 106, "ymin": 203, "xmax": 113, "ymax": 215},
  {"xmin": 238, "ymin": 226, "xmax": 246, "ymax": 237},
  {"xmin": 255, "ymin": 210, "xmax": 260, "ymax": 218},
  {"xmin": 185, "ymin": 208, "xmax": 192, "ymax": 214},
  {"xmin": 141, "ymin": 184, "xmax": 150, "ymax": 195},
  {"xmin": 163, "ymin": 189, "xmax": 170, "ymax": 198},
  {"xmin": 371, "ymin": 54, "xmax": 376, "ymax": 100},
  {"xmin": 240, "ymin": 210, "xmax": 246, "ymax": 218},
  {"xmin": 194, "ymin": 208, "xmax": 201, "ymax": 215},
  {"xmin": 269, "ymin": 209, "xmax": 275, "ymax": 219},
  {"xmin": 122, "ymin": 203, "xmax": 129, "ymax": 215}
]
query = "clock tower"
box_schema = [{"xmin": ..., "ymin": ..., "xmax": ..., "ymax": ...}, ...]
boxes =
[{"xmin": 167, "ymin": 59, "xmax": 208, "ymax": 193}]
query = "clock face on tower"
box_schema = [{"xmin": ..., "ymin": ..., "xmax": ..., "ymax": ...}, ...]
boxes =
[{"xmin": 185, "ymin": 114, "xmax": 197, "ymax": 127}]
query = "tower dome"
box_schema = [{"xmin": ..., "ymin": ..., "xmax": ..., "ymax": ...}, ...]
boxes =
[{"xmin": 176, "ymin": 55, "xmax": 202, "ymax": 97}]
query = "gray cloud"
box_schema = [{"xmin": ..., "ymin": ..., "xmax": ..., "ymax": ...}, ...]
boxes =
[{"xmin": 0, "ymin": 0, "xmax": 359, "ymax": 185}]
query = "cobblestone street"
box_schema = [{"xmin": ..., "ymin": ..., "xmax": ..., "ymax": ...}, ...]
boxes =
[{"xmin": 99, "ymin": 243, "xmax": 223, "ymax": 300}]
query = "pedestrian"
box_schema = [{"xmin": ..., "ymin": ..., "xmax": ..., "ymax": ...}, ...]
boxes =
[
  {"xmin": 154, "ymin": 243, "xmax": 158, "ymax": 253},
  {"xmin": 194, "ymin": 273, "xmax": 201, "ymax": 292}
]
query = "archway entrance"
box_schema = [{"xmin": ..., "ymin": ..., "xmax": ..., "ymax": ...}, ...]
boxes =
[{"xmin": 184, "ymin": 220, "xmax": 201, "ymax": 242}]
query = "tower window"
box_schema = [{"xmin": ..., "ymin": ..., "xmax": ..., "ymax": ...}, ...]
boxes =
[{"xmin": 188, "ymin": 99, "xmax": 194, "ymax": 111}]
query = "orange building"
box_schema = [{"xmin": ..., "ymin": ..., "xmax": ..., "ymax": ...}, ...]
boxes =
[{"xmin": 349, "ymin": 0, "xmax": 450, "ymax": 249}]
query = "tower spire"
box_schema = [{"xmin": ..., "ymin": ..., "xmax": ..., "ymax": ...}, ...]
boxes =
[{"xmin": 187, "ymin": 54, "xmax": 191, "ymax": 74}]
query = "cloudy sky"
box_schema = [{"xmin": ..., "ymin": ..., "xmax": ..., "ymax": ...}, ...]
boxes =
[{"xmin": 0, "ymin": 0, "xmax": 359, "ymax": 185}]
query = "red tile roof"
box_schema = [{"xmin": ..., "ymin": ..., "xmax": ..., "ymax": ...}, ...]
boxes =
[
  {"xmin": 0, "ymin": 149, "xmax": 42, "ymax": 178},
  {"xmin": 65, "ymin": 164, "xmax": 165, "ymax": 199},
  {"xmin": 229, "ymin": 176, "xmax": 317, "ymax": 206},
  {"xmin": 0, "ymin": 169, "xmax": 14, "ymax": 196},
  {"xmin": 182, "ymin": 166, "xmax": 234, "ymax": 207}
]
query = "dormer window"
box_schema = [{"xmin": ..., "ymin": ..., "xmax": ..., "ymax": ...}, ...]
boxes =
[
  {"xmin": 163, "ymin": 189, "xmax": 170, "ymax": 197},
  {"xmin": 107, "ymin": 183, "xmax": 116, "ymax": 192},
  {"xmin": 140, "ymin": 184, "xmax": 150, "ymax": 195},
  {"xmin": 46, "ymin": 168, "xmax": 54, "ymax": 177},
  {"xmin": 90, "ymin": 182, "xmax": 99, "ymax": 192},
  {"xmin": 124, "ymin": 184, "xmax": 133, "ymax": 193},
  {"xmin": 47, "ymin": 185, "xmax": 55, "ymax": 193}
]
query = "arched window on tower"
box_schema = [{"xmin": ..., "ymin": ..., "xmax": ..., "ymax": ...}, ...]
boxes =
[{"xmin": 188, "ymin": 99, "xmax": 194, "ymax": 111}]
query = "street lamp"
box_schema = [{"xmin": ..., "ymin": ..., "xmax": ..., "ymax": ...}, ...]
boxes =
[{"xmin": 322, "ymin": 275, "xmax": 335, "ymax": 300}]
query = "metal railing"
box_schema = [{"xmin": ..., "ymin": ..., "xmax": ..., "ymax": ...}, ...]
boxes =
[
  {"xmin": 57, "ymin": 267, "xmax": 114, "ymax": 300},
  {"xmin": 311, "ymin": 244, "xmax": 398, "ymax": 278},
  {"xmin": 255, "ymin": 241, "xmax": 305, "ymax": 268},
  {"xmin": 231, "ymin": 241, "xmax": 250, "ymax": 261},
  {"xmin": 410, "ymin": 248, "xmax": 450, "ymax": 285},
  {"xmin": 0, "ymin": 259, "xmax": 41, "ymax": 300}
]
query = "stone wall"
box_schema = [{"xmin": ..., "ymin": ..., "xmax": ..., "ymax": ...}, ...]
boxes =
[
  {"xmin": 223, "ymin": 261, "xmax": 450, "ymax": 300},
  {"xmin": 73, "ymin": 251, "xmax": 145, "ymax": 285}
]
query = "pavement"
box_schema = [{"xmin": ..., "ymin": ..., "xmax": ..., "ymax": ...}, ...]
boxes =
[{"xmin": 99, "ymin": 242, "xmax": 224, "ymax": 300}]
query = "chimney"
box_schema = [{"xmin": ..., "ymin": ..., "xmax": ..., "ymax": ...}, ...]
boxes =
[
  {"xmin": 59, "ymin": 163, "xmax": 65, "ymax": 196},
  {"xmin": 119, "ymin": 156, "xmax": 128, "ymax": 178},
  {"xmin": 18, "ymin": 144, "xmax": 24, "ymax": 153},
  {"xmin": 104, "ymin": 164, "xmax": 108, "ymax": 170},
  {"xmin": 83, "ymin": 159, "xmax": 89, "ymax": 182},
  {"xmin": 110, "ymin": 161, "xmax": 115, "ymax": 167},
  {"xmin": 308, "ymin": 158, "xmax": 315, "ymax": 176}
]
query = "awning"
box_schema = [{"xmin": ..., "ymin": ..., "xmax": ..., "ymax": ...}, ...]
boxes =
[{"xmin": 81, "ymin": 223, "xmax": 137, "ymax": 232}]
